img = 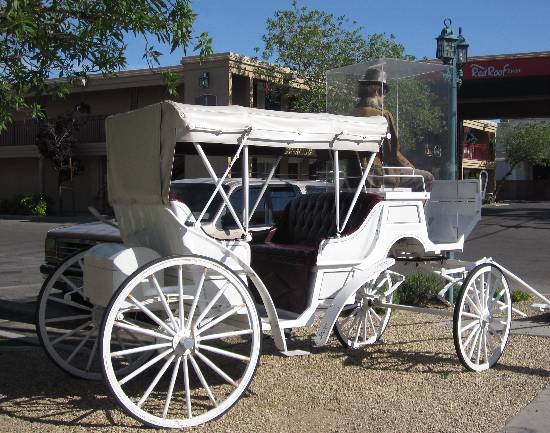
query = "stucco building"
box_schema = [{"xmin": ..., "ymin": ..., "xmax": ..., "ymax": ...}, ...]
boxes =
[{"xmin": 0, "ymin": 52, "xmax": 307, "ymax": 213}]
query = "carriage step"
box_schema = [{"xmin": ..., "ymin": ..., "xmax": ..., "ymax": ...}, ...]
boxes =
[{"xmin": 280, "ymin": 350, "xmax": 310, "ymax": 357}]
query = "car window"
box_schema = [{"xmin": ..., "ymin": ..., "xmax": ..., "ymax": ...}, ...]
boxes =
[
  {"xmin": 269, "ymin": 186, "xmax": 298, "ymax": 225},
  {"xmin": 169, "ymin": 183, "xmax": 228, "ymax": 221},
  {"xmin": 305, "ymin": 185, "xmax": 334, "ymax": 194},
  {"xmin": 222, "ymin": 186, "xmax": 267, "ymax": 228}
]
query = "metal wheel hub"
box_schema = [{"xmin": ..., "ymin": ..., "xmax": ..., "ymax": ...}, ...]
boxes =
[{"xmin": 172, "ymin": 330, "xmax": 195, "ymax": 355}]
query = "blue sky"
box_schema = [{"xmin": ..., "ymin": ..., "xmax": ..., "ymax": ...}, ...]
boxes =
[{"xmin": 124, "ymin": 0, "xmax": 550, "ymax": 69}]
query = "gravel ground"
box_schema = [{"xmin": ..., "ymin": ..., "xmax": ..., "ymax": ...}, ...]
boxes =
[{"xmin": 1, "ymin": 306, "xmax": 549, "ymax": 433}]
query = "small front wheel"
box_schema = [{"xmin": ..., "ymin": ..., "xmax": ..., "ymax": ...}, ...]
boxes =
[
  {"xmin": 453, "ymin": 263, "xmax": 512, "ymax": 372},
  {"xmin": 334, "ymin": 271, "xmax": 394, "ymax": 349},
  {"xmin": 100, "ymin": 255, "xmax": 262, "ymax": 429}
]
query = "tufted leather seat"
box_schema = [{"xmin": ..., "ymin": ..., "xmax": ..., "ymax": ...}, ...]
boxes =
[{"xmin": 251, "ymin": 192, "xmax": 381, "ymax": 313}]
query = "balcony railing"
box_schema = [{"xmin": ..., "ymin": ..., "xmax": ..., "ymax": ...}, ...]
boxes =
[
  {"xmin": 0, "ymin": 115, "xmax": 106, "ymax": 147},
  {"xmin": 463, "ymin": 143, "xmax": 490, "ymax": 161}
]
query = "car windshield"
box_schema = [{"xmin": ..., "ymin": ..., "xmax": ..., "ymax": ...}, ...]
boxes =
[{"xmin": 169, "ymin": 183, "xmax": 228, "ymax": 221}]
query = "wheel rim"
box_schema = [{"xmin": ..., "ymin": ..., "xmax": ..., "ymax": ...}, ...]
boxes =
[
  {"xmin": 37, "ymin": 250, "xmax": 104, "ymax": 380},
  {"xmin": 101, "ymin": 256, "xmax": 262, "ymax": 429},
  {"xmin": 37, "ymin": 250, "xmax": 152, "ymax": 380},
  {"xmin": 454, "ymin": 264, "xmax": 511, "ymax": 372},
  {"xmin": 334, "ymin": 271, "xmax": 393, "ymax": 349}
]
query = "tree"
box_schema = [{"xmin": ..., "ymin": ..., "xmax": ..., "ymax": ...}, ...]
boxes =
[
  {"xmin": 255, "ymin": 1, "xmax": 408, "ymax": 113},
  {"xmin": 0, "ymin": 0, "xmax": 212, "ymax": 131},
  {"xmin": 35, "ymin": 106, "xmax": 87, "ymax": 214},
  {"xmin": 495, "ymin": 121, "xmax": 550, "ymax": 198}
]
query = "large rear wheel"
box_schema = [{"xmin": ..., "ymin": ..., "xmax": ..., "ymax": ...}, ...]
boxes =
[{"xmin": 100, "ymin": 255, "xmax": 262, "ymax": 428}]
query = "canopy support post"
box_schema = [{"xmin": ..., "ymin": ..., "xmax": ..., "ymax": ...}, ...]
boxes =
[
  {"xmin": 194, "ymin": 142, "xmax": 246, "ymax": 233},
  {"xmin": 334, "ymin": 149, "xmax": 340, "ymax": 237},
  {"xmin": 249, "ymin": 155, "xmax": 283, "ymax": 225},
  {"xmin": 340, "ymin": 152, "xmax": 376, "ymax": 234},
  {"xmin": 242, "ymin": 144, "xmax": 249, "ymax": 235},
  {"xmin": 194, "ymin": 141, "xmax": 245, "ymax": 225}
]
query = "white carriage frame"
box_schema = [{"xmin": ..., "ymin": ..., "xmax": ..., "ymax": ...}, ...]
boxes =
[{"xmin": 105, "ymin": 101, "xmax": 550, "ymax": 355}]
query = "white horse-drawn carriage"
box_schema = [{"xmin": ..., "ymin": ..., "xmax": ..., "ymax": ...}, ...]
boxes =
[{"xmin": 36, "ymin": 60, "xmax": 550, "ymax": 429}]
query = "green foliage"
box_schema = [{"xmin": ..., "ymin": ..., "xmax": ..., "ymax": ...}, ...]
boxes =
[
  {"xmin": 383, "ymin": 77, "xmax": 445, "ymax": 153},
  {"xmin": 255, "ymin": 0, "xmax": 408, "ymax": 112},
  {"xmin": 394, "ymin": 272, "xmax": 446, "ymax": 306},
  {"xmin": 500, "ymin": 121, "xmax": 550, "ymax": 177},
  {"xmin": 0, "ymin": 194, "xmax": 51, "ymax": 216},
  {"xmin": 0, "ymin": 0, "xmax": 212, "ymax": 130},
  {"xmin": 511, "ymin": 290, "xmax": 531, "ymax": 303},
  {"xmin": 495, "ymin": 121, "xmax": 550, "ymax": 198}
]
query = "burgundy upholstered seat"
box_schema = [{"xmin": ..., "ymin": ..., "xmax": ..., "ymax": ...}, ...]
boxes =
[{"xmin": 251, "ymin": 192, "xmax": 381, "ymax": 313}]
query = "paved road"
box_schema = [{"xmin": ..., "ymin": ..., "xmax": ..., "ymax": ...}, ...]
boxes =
[
  {"xmin": 0, "ymin": 218, "xmax": 65, "ymax": 301},
  {"xmin": 460, "ymin": 201, "xmax": 550, "ymax": 293},
  {"xmin": 1, "ymin": 201, "xmax": 549, "ymax": 300}
]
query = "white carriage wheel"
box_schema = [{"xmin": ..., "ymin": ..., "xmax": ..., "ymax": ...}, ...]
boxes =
[
  {"xmin": 453, "ymin": 263, "xmax": 512, "ymax": 372},
  {"xmin": 100, "ymin": 255, "xmax": 262, "ymax": 429},
  {"xmin": 37, "ymin": 249, "xmax": 152, "ymax": 380},
  {"xmin": 334, "ymin": 271, "xmax": 393, "ymax": 349},
  {"xmin": 36, "ymin": 249, "xmax": 105, "ymax": 380}
]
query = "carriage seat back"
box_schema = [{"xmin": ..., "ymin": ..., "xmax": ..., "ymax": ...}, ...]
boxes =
[{"xmin": 272, "ymin": 192, "xmax": 381, "ymax": 247}]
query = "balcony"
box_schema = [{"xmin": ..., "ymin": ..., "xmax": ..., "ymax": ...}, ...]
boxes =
[
  {"xmin": 0, "ymin": 115, "xmax": 107, "ymax": 147},
  {"xmin": 463, "ymin": 143, "xmax": 490, "ymax": 161}
]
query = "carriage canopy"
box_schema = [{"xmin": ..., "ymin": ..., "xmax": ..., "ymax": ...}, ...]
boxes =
[{"xmin": 105, "ymin": 101, "xmax": 388, "ymax": 206}]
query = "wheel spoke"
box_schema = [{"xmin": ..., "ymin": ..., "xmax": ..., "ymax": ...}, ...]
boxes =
[
  {"xmin": 196, "ymin": 304, "xmax": 244, "ymax": 335},
  {"xmin": 461, "ymin": 311, "xmax": 481, "ymax": 320},
  {"xmin": 128, "ymin": 295, "xmax": 176, "ymax": 336},
  {"xmin": 59, "ymin": 274, "xmax": 83, "ymax": 295},
  {"xmin": 198, "ymin": 329, "xmax": 253, "ymax": 342},
  {"xmin": 119, "ymin": 348, "xmax": 173, "ymax": 385},
  {"xmin": 197, "ymin": 344, "xmax": 250, "ymax": 362},
  {"xmin": 194, "ymin": 283, "xmax": 229, "ymax": 328},
  {"xmin": 460, "ymin": 320, "xmax": 479, "ymax": 334},
  {"xmin": 51, "ymin": 320, "xmax": 92, "ymax": 345},
  {"xmin": 189, "ymin": 354, "xmax": 217, "ymax": 406},
  {"xmin": 178, "ymin": 265, "xmax": 184, "ymax": 325},
  {"xmin": 367, "ymin": 309, "xmax": 377, "ymax": 336},
  {"xmin": 114, "ymin": 320, "xmax": 172, "ymax": 341},
  {"xmin": 370, "ymin": 308, "xmax": 382, "ymax": 322},
  {"xmin": 162, "ymin": 356, "xmax": 181, "ymax": 418},
  {"xmin": 47, "ymin": 296, "xmax": 92, "ymax": 311},
  {"xmin": 482, "ymin": 329, "xmax": 489, "ymax": 363},
  {"xmin": 137, "ymin": 355, "xmax": 176, "ymax": 408},
  {"xmin": 45, "ymin": 314, "xmax": 91, "ymax": 324},
  {"xmin": 468, "ymin": 328, "xmax": 481, "ymax": 360},
  {"xmin": 465, "ymin": 294, "xmax": 482, "ymax": 316},
  {"xmin": 150, "ymin": 275, "xmax": 178, "ymax": 331},
  {"xmin": 195, "ymin": 351, "xmax": 237, "ymax": 387},
  {"xmin": 66, "ymin": 328, "xmax": 94, "ymax": 363},
  {"xmin": 353, "ymin": 312, "xmax": 364, "ymax": 347},
  {"xmin": 183, "ymin": 355, "xmax": 192, "ymax": 419},
  {"xmin": 85, "ymin": 334, "xmax": 99, "ymax": 371},
  {"xmin": 462, "ymin": 323, "xmax": 480, "ymax": 350},
  {"xmin": 185, "ymin": 269, "xmax": 207, "ymax": 331},
  {"xmin": 111, "ymin": 342, "xmax": 172, "ymax": 358},
  {"xmin": 476, "ymin": 329, "xmax": 483, "ymax": 365}
]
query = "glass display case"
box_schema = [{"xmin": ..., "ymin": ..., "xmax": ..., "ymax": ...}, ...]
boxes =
[{"xmin": 326, "ymin": 59, "xmax": 453, "ymax": 180}]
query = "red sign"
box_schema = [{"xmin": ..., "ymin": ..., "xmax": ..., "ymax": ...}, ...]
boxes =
[{"xmin": 463, "ymin": 56, "xmax": 550, "ymax": 80}]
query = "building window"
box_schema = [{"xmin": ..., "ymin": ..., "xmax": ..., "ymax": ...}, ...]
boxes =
[
  {"xmin": 130, "ymin": 89, "xmax": 139, "ymax": 110},
  {"xmin": 195, "ymin": 94, "xmax": 217, "ymax": 106}
]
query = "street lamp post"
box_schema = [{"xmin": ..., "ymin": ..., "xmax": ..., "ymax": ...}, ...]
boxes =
[
  {"xmin": 436, "ymin": 18, "xmax": 469, "ymax": 181},
  {"xmin": 436, "ymin": 19, "xmax": 469, "ymax": 303}
]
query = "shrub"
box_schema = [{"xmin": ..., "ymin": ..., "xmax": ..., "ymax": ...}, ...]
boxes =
[
  {"xmin": 394, "ymin": 272, "xmax": 446, "ymax": 306},
  {"xmin": 0, "ymin": 194, "xmax": 51, "ymax": 216},
  {"xmin": 511, "ymin": 290, "xmax": 531, "ymax": 303}
]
